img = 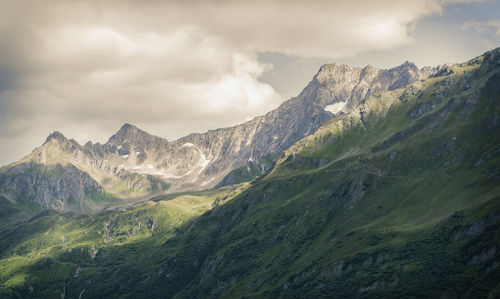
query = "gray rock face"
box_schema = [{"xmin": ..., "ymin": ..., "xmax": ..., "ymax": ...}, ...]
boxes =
[
  {"xmin": 0, "ymin": 60, "xmax": 434, "ymax": 209},
  {"xmin": 0, "ymin": 161, "xmax": 104, "ymax": 212},
  {"xmin": 180, "ymin": 61, "xmax": 432, "ymax": 184}
]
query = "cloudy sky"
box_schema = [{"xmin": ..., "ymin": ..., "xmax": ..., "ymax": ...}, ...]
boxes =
[{"xmin": 0, "ymin": 0, "xmax": 499, "ymax": 166}]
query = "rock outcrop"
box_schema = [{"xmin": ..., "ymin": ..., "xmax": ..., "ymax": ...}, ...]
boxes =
[{"xmin": 0, "ymin": 161, "xmax": 104, "ymax": 212}]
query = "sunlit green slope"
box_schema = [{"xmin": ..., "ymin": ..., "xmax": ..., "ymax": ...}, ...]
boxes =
[{"xmin": 0, "ymin": 184, "xmax": 248, "ymax": 298}]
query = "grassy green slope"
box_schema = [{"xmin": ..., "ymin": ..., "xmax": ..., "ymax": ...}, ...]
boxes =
[
  {"xmin": 0, "ymin": 48, "xmax": 499, "ymax": 298},
  {"xmin": 143, "ymin": 49, "xmax": 499, "ymax": 298},
  {"xmin": 0, "ymin": 196, "xmax": 41, "ymax": 228},
  {"xmin": 0, "ymin": 184, "xmax": 248, "ymax": 298}
]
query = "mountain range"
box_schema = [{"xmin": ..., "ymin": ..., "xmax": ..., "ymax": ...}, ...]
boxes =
[
  {"xmin": 0, "ymin": 60, "xmax": 436, "ymax": 212},
  {"xmin": 0, "ymin": 47, "xmax": 498, "ymax": 298}
]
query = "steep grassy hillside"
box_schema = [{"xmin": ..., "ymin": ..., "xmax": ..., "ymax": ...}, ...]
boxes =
[
  {"xmin": 0, "ymin": 48, "xmax": 499, "ymax": 298},
  {"xmin": 136, "ymin": 49, "xmax": 500, "ymax": 298}
]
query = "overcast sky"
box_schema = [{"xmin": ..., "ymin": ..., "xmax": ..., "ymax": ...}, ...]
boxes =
[{"xmin": 1, "ymin": 0, "xmax": 499, "ymax": 166}]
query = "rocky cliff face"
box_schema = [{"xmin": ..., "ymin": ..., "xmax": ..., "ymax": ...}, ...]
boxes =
[
  {"xmin": 188, "ymin": 61, "xmax": 433, "ymax": 185},
  {"xmin": 28, "ymin": 128, "xmax": 171, "ymax": 195},
  {"xmin": 0, "ymin": 61, "xmax": 435, "ymax": 210},
  {"xmin": 0, "ymin": 161, "xmax": 104, "ymax": 212}
]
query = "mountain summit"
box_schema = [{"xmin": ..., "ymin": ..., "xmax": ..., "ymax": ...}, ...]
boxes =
[
  {"xmin": 107, "ymin": 123, "xmax": 159, "ymax": 146},
  {"xmin": 44, "ymin": 131, "xmax": 67, "ymax": 145}
]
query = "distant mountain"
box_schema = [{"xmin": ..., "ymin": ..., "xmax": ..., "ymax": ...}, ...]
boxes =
[
  {"xmin": 0, "ymin": 61, "xmax": 434, "ymax": 211},
  {"xmin": 205, "ymin": 61, "xmax": 434, "ymax": 185},
  {"xmin": 0, "ymin": 48, "xmax": 498, "ymax": 298}
]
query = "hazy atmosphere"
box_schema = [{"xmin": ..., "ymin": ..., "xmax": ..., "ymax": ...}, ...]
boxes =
[
  {"xmin": 1, "ymin": 0, "xmax": 499, "ymax": 166},
  {"xmin": 0, "ymin": 1, "xmax": 499, "ymax": 297}
]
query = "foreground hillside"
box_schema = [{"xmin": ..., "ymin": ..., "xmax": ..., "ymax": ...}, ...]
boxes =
[
  {"xmin": 0, "ymin": 48, "xmax": 499, "ymax": 298},
  {"xmin": 0, "ymin": 184, "xmax": 249, "ymax": 298}
]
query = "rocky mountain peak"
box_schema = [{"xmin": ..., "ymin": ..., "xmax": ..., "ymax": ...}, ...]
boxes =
[
  {"xmin": 117, "ymin": 123, "xmax": 142, "ymax": 135},
  {"xmin": 396, "ymin": 61, "xmax": 419, "ymax": 73},
  {"xmin": 107, "ymin": 123, "xmax": 162, "ymax": 147},
  {"xmin": 401, "ymin": 60, "xmax": 414, "ymax": 66},
  {"xmin": 315, "ymin": 63, "xmax": 358, "ymax": 84},
  {"xmin": 44, "ymin": 131, "xmax": 67, "ymax": 145}
]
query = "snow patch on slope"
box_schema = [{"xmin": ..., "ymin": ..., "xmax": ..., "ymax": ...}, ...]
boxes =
[
  {"xmin": 324, "ymin": 102, "xmax": 346, "ymax": 114},
  {"xmin": 201, "ymin": 177, "xmax": 215, "ymax": 186},
  {"xmin": 198, "ymin": 153, "xmax": 210, "ymax": 174},
  {"xmin": 131, "ymin": 164, "xmax": 182, "ymax": 179}
]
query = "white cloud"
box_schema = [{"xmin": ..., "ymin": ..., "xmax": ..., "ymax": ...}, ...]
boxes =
[{"xmin": 0, "ymin": 0, "xmax": 481, "ymax": 165}]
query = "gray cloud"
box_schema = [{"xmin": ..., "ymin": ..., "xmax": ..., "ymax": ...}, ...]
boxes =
[
  {"xmin": 462, "ymin": 20, "xmax": 500, "ymax": 35},
  {"xmin": 0, "ymin": 0, "xmax": 480, "ymax": 165}
]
